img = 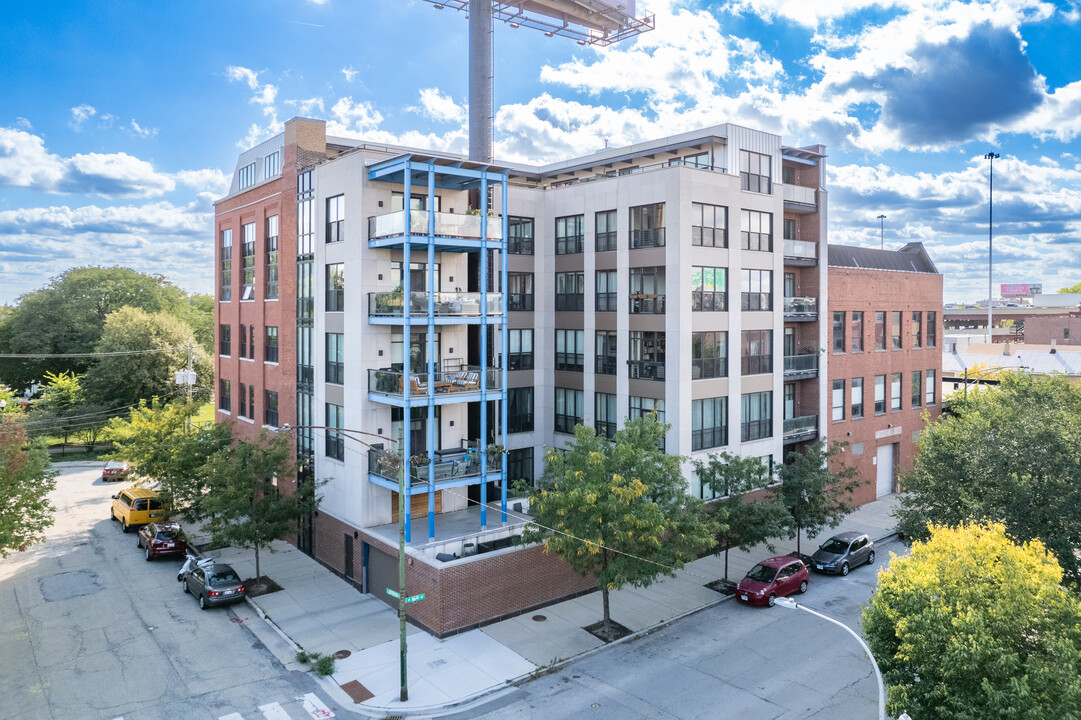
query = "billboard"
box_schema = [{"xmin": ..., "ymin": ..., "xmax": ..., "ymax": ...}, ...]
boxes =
[{"xmin": 1001, "ymin": 283, "xmax": 1041, "ymax": 297}]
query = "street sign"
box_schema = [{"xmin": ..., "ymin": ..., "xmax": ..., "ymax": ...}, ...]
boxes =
[
  {"xmin": 385, "ymin": 588, "xmax": 425, "ymax": 603},
  {"xmin": 386, "ymin": 589, "xmax": 400, "ymax": 599}
]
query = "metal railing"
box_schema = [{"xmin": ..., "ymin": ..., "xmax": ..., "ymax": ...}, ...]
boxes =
[
  {"xmin": 631, "ymin": 227, "xmax": 666, "ymax": 249},
  {"xmin": 630, "ymin": 295, "xmax": 666, "ymax": 314},
  {"xmin": 784, "ymin": 296, "xmax": 818, "ymax": 316},
  {"xmin": 368, "ymin": 291, "xmax": 502, "ymax": 317},
  {"xmin": 783, "ymin": 415, "xmax": 818, "ymax": 438},
  {"xmin": 627, "ymin": 360, "xmax": 665, "ymax": 380},
  {"xmin": 368, "ymin": 447, "xmax": 500, "ymax": 485},
  {"xmin": 368, "ymin": 210, "xmax": 503, "ymax": 241},
  {"xmin": 368, "ymin": 366, "xmax": 503, "ymax": 397},
  {"xmin": 783, "ymin": 239, "xmax": 817, "ymax": 260},
  {"xmin": 783, "ymin": 354, "xmax": 819, "ymax": 375},
  {"xmin": 783, "ymin": 185, "xmax": 817, "ymax": 206}
]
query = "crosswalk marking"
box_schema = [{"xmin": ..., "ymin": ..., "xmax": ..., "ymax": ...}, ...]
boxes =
[
  {"xmin": 218, "ymin": 714, "xmax": 244, "ymax": 720},
  {"xmin": 259, "ymin": 702, "xmax": 292, "ymax": 720},
  {"xmin": 300, "ymin": 692, "xmax": 335, "ymax": 718}
]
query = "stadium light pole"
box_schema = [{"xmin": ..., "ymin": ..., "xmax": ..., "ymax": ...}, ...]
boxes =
[
  {"xmin": 985, "ymin": 152, "xmax": 1000, "ymax": 344},
  {"xmin": 877, "ymin": 214, "xmax": 886, "ymax": 250}
]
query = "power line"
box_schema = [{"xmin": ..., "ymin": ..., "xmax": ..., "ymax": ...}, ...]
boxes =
[{"xmin": 0, "ymin": 345, "xmax": 192, "ymax": 359}]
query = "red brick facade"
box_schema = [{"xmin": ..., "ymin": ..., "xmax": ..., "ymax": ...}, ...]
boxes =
[{"xmin": 1022, "ymin": 314, "xmax": 1081, "ymax": 346}]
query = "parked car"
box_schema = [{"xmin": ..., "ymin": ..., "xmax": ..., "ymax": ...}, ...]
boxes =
[
  {"xmin": 810, "ymin": 532, "xmax": 875, "ymax": 576},
  {"xmin": 110, "ymin": 488, "xmax": 165, "ymax": 533},
  {"xmin": 180, "ymin": 562, "xmax": 246, "ymax": 610},
  {"xmin": 736, "ymin": 556, "xmax": 809, "ymax": 607},
  {"xmin": 136, "ymin": 521, "xmax": 187, "ymax": 561},
  {"xmin": 101, "ymin": 461, "xmax": 131, "ymax": 482}
]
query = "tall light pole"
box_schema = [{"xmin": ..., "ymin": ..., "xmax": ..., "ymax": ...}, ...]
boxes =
[
  {"xmin": 0, "ymin": 398, "xmax": 6, "ymax": 423},
  {"xmin": 877, "ymin": 214, "xmax": 886, "ymax": 250},
  {"xmin": 985, "ymin": 151, "xmax": 1000, "ymax": 344},
  {"xmin": 775, "ymin": 596, "xmax": 887, "ymax": 720}
]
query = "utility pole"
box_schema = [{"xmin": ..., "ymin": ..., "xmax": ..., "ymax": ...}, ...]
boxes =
[
  {"xmin": 186, "ymin": 343, "xmax": 194, "ymax": 433},
  {"xmin": 397, "ymin": 427, "xmax": 408, "ymax": 702},
  {"xmin": 985, "ymin": 152, "xmax": 1000, "ymax": 344},
  {"xmin": 877, "ymin": 214, "xmax": 886, "ymax": 250}
]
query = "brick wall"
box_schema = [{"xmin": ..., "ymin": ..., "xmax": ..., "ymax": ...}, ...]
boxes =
[{"xmin": 1023, "ymin": 315, "xmax": 1081, "ymax": 346}]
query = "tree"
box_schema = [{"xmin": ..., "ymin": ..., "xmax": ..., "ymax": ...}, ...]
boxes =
[
  {"xmin": 82, "ymin": 306, "xmax": 212, "ymax": 409},
  {"xmin": 862, "ymin": 522, "xmax": 1081, "ymax": 720},
  {"xmin": 200, "ymin": 431, "xmax": 322, "ymax": 580},
  {"xmin": 0, "ymin": 418, "xmax": 59, "ymax": 556},
  {"xmin": 771, "ymin": 440, "xmax": 860, "ymax": 557},
  {"xmin": 694, "ymin": 452, "xmax": 788, "ymax": 583},
  {"xmin": 28, "ymin": 371, "xmax": 110, "ymax": 450},
  {"xmin": 897, "ymin": 371, "xmax": 1081, "ymax": 585},
  {"xmin": 524, "ymin": 416, "xmax": 718, "ymax": 638},
  {"xmin": 1058, "ymin": 281, "xmax": 1081, "ymax": 294}
]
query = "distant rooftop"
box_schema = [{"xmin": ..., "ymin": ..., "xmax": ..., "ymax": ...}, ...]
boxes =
[{"xmin": 828, "ymin": 242, "xmax": 939, "ymax": 274}]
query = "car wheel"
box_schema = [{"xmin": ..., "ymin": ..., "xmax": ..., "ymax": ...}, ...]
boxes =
[
  {"xmin": 182, "ymin": 580, "xmax": 190, "ymax": 594},
  {"xmin": 199, "ymin": 594, "xmax": 207, "ymax": 610},
  {"xmin": 122, "ymin": 520, "xmax": 129, "ymax": 533},
  {"xmin": 767, "ymin": 593, "xmax": 777, "ymax": 607},
  {"xmin": 799, "ymin": 580, "xmax": 808, "ymax": 594},
  {"xmin": 110, "ymin": 508, "xmax": 116, "ymax": 522},
  {"xmin": 145, "ymin": 547, "xmax": 152, "ymax": 562},
  {"xmin": 867, "ymin": 550, "xmax": 875, "ymax": 566},
  {"xmin": 841, "ymin": 562, "xmax": 850, "ymax": 576},
  {"xmin": 137, "ymin": 537, "xmax": 143, "ymax": 548}
]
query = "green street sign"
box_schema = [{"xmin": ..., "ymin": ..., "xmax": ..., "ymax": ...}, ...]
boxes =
[
  {"xmin": 386, "ymin": 589, "xmax": 400, "ymax": 599},
  {"xmin": 405, "ymin": 593, "xmax": 425, "ymax": 604}
]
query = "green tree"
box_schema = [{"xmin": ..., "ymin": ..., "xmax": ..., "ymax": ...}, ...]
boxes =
[
  {"xmin": 897, "ymin": 371, "xmax": 1081, "ymax": 585},
  {"xmin": 29, "ymin": 371, "xmax": 110, "ymax": 450},
  {"xmin": 82, "ymin": 306, "xmax": 212, "ymax": 409},
  {"xmin": 201, "ymin": 431, "xmax": 322, "ymax": 580},
  {"xmin": 1058, "ymin": 281, "xmax": 1081, "ymax": 294},
  {"xmin": 863, "ymin": 522, "xmax": 1081, "ymax": 720},
  {"xmin": 524, "ymin": 417, "xmax": 718, "ymax": 638},
  {"xmin": 0, "ymin": 418, "xmax": 59, "ymax": 556},
  {"xmin": 694, "ymin": 452, "xmax": 788, "ymax": 583},
  {"xmin": 772, "ymin": 440, "xmax": 860, "ymax": 556}
]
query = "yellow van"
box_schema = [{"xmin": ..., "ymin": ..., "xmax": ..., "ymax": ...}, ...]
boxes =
[{"xmin": 110, "ymin": 488, "xmax": 165, "ymax": 533}]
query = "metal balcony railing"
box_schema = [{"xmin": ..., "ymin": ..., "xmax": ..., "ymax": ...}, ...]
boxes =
[
  {"xmin": 368, "ymin": 291, "xmax": 502, "ymax": 318},
  {"xmin": 369, "ymin": 366, "xmax": 503, "ymax": 398},
  {"xmin": 783, "ymin": 354, "xmax": 819, "ymax": 376},
  {"xmin": 783, "ymin": 239, "xmax": 817, "ymax": 260},
  {"xmin": 630, "ymin": 227, "xmax": 666, "ymax": 249},
  {"xmin": 627, "ymin": 360, "xmax": 665, "ymax": 380},
  {"xmin": 368, "ymin": 210, "xmax": 503, "ymax": 241},
  {"xmin": 368, "ymin": 446, "xmax": 501, "ymax": 486},
  {"xmin": 783, "ymin": 415, "xmax": 819, "ymax": 440},
  {"xmin": 784, "ymin": 296, "xmax": 818, "ymax": 316}
]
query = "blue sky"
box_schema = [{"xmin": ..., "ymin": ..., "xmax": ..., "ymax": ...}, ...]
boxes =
[{"xmin": 2, "ymin": 0, "xmax": 1080, "ymax": 305}]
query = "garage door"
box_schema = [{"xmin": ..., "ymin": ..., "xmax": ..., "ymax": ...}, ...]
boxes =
[{"xmin": 876, "ymin": 443, "xmax": 894, "ymax": 497}]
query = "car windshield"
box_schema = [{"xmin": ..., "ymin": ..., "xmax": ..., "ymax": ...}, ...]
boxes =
[
  {"xmin": 208, "ymin": 570, "xmax": 241, "ymax": 588},
  {"xmin": 746, "ymin": 564, "xmax": 777, "ymax": 583},
  {"xmin": 819, "ymin": 539, "xmax": 850, "ymax": 554},
  {"xmin": 155, "ymin": 530, "xmax": 178, "ymax": 540}
]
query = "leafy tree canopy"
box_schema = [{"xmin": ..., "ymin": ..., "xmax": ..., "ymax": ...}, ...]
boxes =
[
  {"xmin": 0, "ymin": 418, "xmax": 59, "ymax": 556},
  {"xmin": 1058, "ymin": 281, "xmax": 1081, "ymax": 294},
  {"xmin": 772, "ymin": 440, "xmax": 861, "ymax": 556},
  {"xmin": 863, "ymin": 522, "xmax": 1081, "ymax": 720}
]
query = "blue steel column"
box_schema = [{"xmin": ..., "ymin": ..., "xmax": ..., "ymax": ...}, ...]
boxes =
[
  {"xmin": 403, "ymin": 165, "xmax": 412, "ymax": 543},
  {"xmin": 479, "ymin": 172, "xmax": 488, "ymax": 529},
  {"xmin": 426, "ymin": 163, "xmax": 437, "ymax": 541},
  {"xmin": 501, "ymin": 175, "xmax": 509, "ymax": 522}
]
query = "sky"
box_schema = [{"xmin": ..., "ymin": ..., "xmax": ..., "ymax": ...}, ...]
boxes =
[{"xmin": 2, "ymin": 0, "xmax": 1081, "ymax": 305}]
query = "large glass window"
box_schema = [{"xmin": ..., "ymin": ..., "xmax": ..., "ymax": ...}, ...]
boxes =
[
  {"xmin": 629, "ymin": 397, "xmax": 665, "ymax": 427},
  {"xmin": 555, "ymin": 271, "xmax": 584, "ymax": 311},
  {"xmin": 741, "ymin": 330, "xmax": 773, "ymax": 375},
  {"xmin": 629, "ymin": 267, "xmax": 665, "ymax": 314},
  {"xmin": 555, "ymin": 215, "xmax": 584, "ymax": 255},
  {"xmin": 326, "ymin": 333, "xmax": 344, "ymax": 385},
  {"xmin": 507, "ymin": 329, "xmax": 533, "ymax": 371},
  {"xmin": 692, "ymin": 331, "xmax": 727, "ymax": 379},
  {"xmin": 238, "ymin": 383, "xmax": 246, "ymax": 418},
  {"xmin": 851, "ymin": 311, "xmax": 864, "ymax": 353},
  {"xmin": 264, "ymin": 390, "xmax": 279, "ymax": 428},
  {"xmin": 596, "ymin": 331, "xmax": 617, "ymax": 375},
  {"xmin": 554, "ymin": 388, "xmax": 583, "ymax": 434},
  {"xmin": 832, "ymin": 379, "xmax": 845, "ymax": 421},
  {"xmin": 239, "ymin": 324, "xmax": 248, "ymax": 358},
  {"xmin": 925, "ymin": 369, "xmax": 937, "ymax": 405},
  {"xmin": 325, "ymin": 403, "xmax": 344, "ymax": 460},
  {"xmin": 219, "ymin": 228, "xmax": 232, "ymax": 301},
  {"xmin": 218, "ymin": 379, "xmax": 231, "ymax": 412},
  {"xmin": 692, "ymin": 267, "xmax": 727, "ymax": 311},
  {"xmin": 741, "ymin": 269, "xmax": 773, "ymax": 311},
  {"xmin": 852, "ymin": 378, "xmax": 864, "ymax": 419},
  {"xmin": 833, "ymin": 311, "xmax": 845, "ymax": 353},
  {"xmin": 219, "ymin": 323, "xmax": 231, "ymax": 356},
  {"xmin": 740, "ymin": 150, "xmax": 772, "ymax": 194},
  {"xmin": 595, "ymin": 210, "xmax": 617, "ymax": 252},
  {"xmin": 555, "ymin": 329, "xmax": 585, "ymax": 372},
  {"xmin": 265, "ymin": 215, "xmax": 279, "ymax": 299},
  {"xmin": 875, "ymin": 375, "xmax": 886, "ymax": 414},
  {"xmin": 911, "ymin": 311, "xmax": 923, "ymax": 348},
  {"xmin": 264, "ymin": 151, "xmax": 280, "ymax": 178},
  {"xmin": 391, "ymin": 261, "xmax": 440, "ymax": 292},
  {"xmin": 927, "ymin": 311, "xmax": 938, "ymax": 348},
  {"xmin": 875, "ymin": 311, "xmax": 886, "ymax": 350},
  {"xmin": 326, "ymin": 263, "xmax": 344, "ymax": 312},
  {"xmin": 891, "ymin": 311, "xmax": 903, "ymax": 350},
  {"xmin": 596, "ymin": 270, "xmax": 617, "ymax": 312},
  {"xmin": 508, "ymin": 387, "xmax": 534, "ymax": 433},
  {"xmin": 691, "ymin": 202, "xmax": 727, "ymax": 247},
  {"xmin": 912, "ymin": 371, "xmax": 923, "ymax": 408},
  {"xmin": 326, "ymin": 195, "xmax": 345, "ymax": 243},
  {"xmin": 629, "ymin": 331, "xmax": 665, "ymax": 380},
  {"xmin": 692, "ymin": 397, "xmax": 727, "ymax": 451},
  {"xmin": 508, "ymin": 216, "xmax": 534, "ymax": 255},
  {"xmin": 740, "ymin": 210, "xmax": 773, "ymax": 252},
  {"xmin": 595, "ymin": 392, "xmax": 617, "ymax": 439},
  {"xmin": 507, "ymin": 272, "xmax": 534, "ymax": 311},
  {"xmin": 630, "ymin": 203, "xmax": 665, "ymax": 249},
  {"xmin": 741, "ymin": 391, "xmax": 773, "ymax": 441},
  {"xmin": 241, "ymin": 223, "xmax": 256, "ymax": 300},
  {"xmin": 891, "ymin": 372, "xmax": 903, "ymax": 411},
  {"xmin": 265, "ymin": 326, "xmax": 279, "ymax": 363},
  {"xmin": 508, "ymin": 447, "xmax": 534, "ymax": 487}
]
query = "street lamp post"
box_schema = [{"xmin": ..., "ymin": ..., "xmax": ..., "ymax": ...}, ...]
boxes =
[
  {"xmin": 0, "ymin": 398, "xmax": 6, "ymax": 423},
  {"xmin": 877, "ymin": 214, "xmax": 886, "ymax": 250},
  {"xmin": 985, "ymin": 151, "xmax": 1000, "ymax": 344},
  {"xmin": 774, "ymin": 596, "xmax": 887, "ymax": 720}
]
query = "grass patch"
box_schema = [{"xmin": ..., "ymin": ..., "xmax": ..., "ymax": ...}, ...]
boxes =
[
  {"xmin": 49, "ymin": 449, "xmax": 109, "ymax": 464},
  {"xmin": 295, "ymin": 649, "xmax": 335, "ymax": 676}
]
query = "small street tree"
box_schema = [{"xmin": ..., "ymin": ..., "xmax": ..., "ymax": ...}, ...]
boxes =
[
  {"xmin": 694, "ymin": 452, "xmax": 788, "ymax": 583},
  {"xmin": 29, "ymin": 371, "xmax": 110, "ymax": 451},
  {"xmin": 863, "ymin": 522, "xmax": 1081, "ymax": 719},
  {"xmin": 772, "ymin": 440, "xmax": 860, "ymax": 557},
  {"xmin": 0, "ymin": 418, "xmax": 59, "ymax": 556},
  {"xmin": 200, "ymin": 431, "xmax": 322, "ymax": 581},
  {"xmin": 524, "ymin": 416, "xmax": 718, "ymax": 638}
]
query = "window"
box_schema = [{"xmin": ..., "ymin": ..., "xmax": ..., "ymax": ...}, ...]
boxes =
[
  {"xmin": 596, "ymin": 392, "xmax": 617, "ymax": 439},
  {"xmin": 241, "ymin": 223, "xmax": 256, "ymax": 300},
  {"xmin": 925, "ymin": 370, "xmax": 936, "ymax": 405},
  {"xmin": 507, "ymin": 329, "xmax": 533, "ymax": 371},
  {"xmin": 508, "ymin": 388, "xmax": 534, "ymax": 433},
  {"xmin": 783, "ymin": 218, "xmax": 796, "ymax": 241},
  {"xmin": 237, "ymin": 162, "xmax": 256, "ymax": 189},
  {"xmin": 875, "ymin": 311, "xmax": 886, "ymax": 350},
  {"xmin": 741, "ymin": 329, "xmax": 773, "ymax": 375},
  {"xmin": 851, "ymin": 311, "xmax": 864, "ymax": 353},
  {"xmin": 219, "ymin": 229, "xmax": 232, "ymax": 301},
  {"xmin": 555, "ymin": 329, "xmax": 585, "ymax": 372},
  {"xmin": 911, "ymin": 311, "xmax": 923, "ymax": 348},
  {"xmin": 851, "ymin": 378, "xmax": 864, "ymax": 419},
  {"xmin": 507, "ymin": 272, "xmax": 534, "ymax": 311},
  {"xmin": 891, "ymin": 372, "xmax": 902, "ymax": 411},
  {"xmin": 326, "ymin": 333, "xmax": 344, "ymax": 384},
  {"xmin": 265, "ymin": 216, "xmax": 279, "ymax": 299},
  {"xmin": 508, "ymin": 447, "xmax": 534, "ymax": 487},
  {"xmin": 692, "ymin": 331, "xmax": 727, "ymax": 379},
  {"xmin": 508, "ymin": 216, "xmax": 534, "ymax": 255},
  {"xmin": 554, "ymin": 388, "xmax": 583, "ymax": 434},
  {"xmin": 265, "ymin": 326, "xmax": 279, "ymax": 363},
  {"xmin": 670, "ymin": 151, "xmax": 710, "ymax": 168},
  {"xmin": 391, "ymin": 261, "xmax": 440, "ymax": 292},
  {"xmin": 595, "ymin": 210, "xmax": 617, "ymax": 252},
  {"xmin": 326, "ymin": 263, "xmax": 344, "ymax": 311},
  {"xmin": 219, "ymin": 323, "xmax": 231, "ymax": 356},
  {"xmin": 891, "ymin": 311, "xmax": 903, "ymax": 350},
  {"xmin": 740, "ymin": 150, "xmax": 772, "ymax": 194},
  {"xmin": 555, "ymin": 271, "xmax": 585, "ymax": 311},
  {"xmin": 596, "ymin": 270, "xmax": 617, "ymax": 312},
  {"xmin": 555, "ymin": 215, "xmax": 584, "ymax": 254},
  {"xmin": 912, "ymin": 371, "xmax": 923, "ymax": 408},
  {"xmin": 264, "ymin": 151, "xmax": 280, "ymax": 178},
  {"xmin": 629, "ymin": 396, "xmax": 665, "ymax": 428},
  {"xmin": 239, "ymin": 382, "xmax": 247, "ymax": 418},
  {"xmin": 691, "ymin": 202, "xmax": 727, "ymax": 247},
  {"xmin": 239, "ymin": 324, "xmax": 248, "ymax": 358},
  {"xmin": 833, "ymin": 311, "xmax": 845, "ymax": 353},
  {"xmin": 326, "ymin": 195, "xmax": 345, "ymax": 243},
  {"xmin": 629, "ymin": 331, "xmax": 665, "ymax": 380},
  {"xmin": 630, "ymin": 203, "xmax": 665, "ymax": 248},
  {"xmin": 325, "ymin": 404, "xmax": 344, "ymax": 460},
  {"xmin": 596, "ymin": 331, "xmax": 617, "ymax": 375},
  {"xmin": 248, "ymin": 385, "xmax": 255, "ymax": 419},
  {"xmin": 248, "ymin": 325, "xmax": 255, "ymax": 360},
  {"xmin": 692, "ymin": 267, "xmax": 727, "ymax": 311},
  {"xmin": 741, "ymin": 269, "xmax": 773, "ymax": 311},
  {"xmin": 218, "ymin": 379, "xmax": 231, "ymax": 412},
  {"xmin": 629, "ymin": 267, "xmax": 665, "ymax": 314},
  {"xmin": 692, "ymin": 397, "xmax": 727, "ymax": 451},
  {"xmin": 927, "ymin": 311, "xmax": 937, "ymax": 348},
  {"xmin": 832, "ymin": 380, "xmax": 845, "ymax": 421},
  {"xmin": 264, "ymin": 390, "xmax": 279, "ymax": 427},
  {"xmin": 741, "ymin": 391, "xmax": 773, "ymax": 441},
  {"xmin": 740, "ymin": 210, "xmax": 773, "ymax": 251},
  {"xmin": 874, "ymin": 375, "xmax": 886, "ymax": 414}
]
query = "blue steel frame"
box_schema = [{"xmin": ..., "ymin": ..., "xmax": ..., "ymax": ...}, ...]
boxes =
[{"xmin": 366, "ymin": 155, "xmax": 509, "ymax": 543}]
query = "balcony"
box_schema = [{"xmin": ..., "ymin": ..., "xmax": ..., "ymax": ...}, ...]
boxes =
[
  {"xmin": 630, "ymin": 227, "xmax": 666, "ymax": 249},
  {"xmin": 783, "ymin": 185, "xmax": 817, "ymax": 212},
  {"xmin": 783, "ymin": 415, "xmax": 819, "ymax": 444},
  {"xmin": 783, "ymin": 239, "xmax": 818, "ymax": 266},
  {"xmin": 784, "ymin": 296, "xmax": 818, "ymax": 321},
  {"xmin": 368, "ymin": 210, "xmax": 503, "ymax": 243},
  {"xmin": 369, "ymin": 367, "xmax": 503, "ymax": 404},
  {"xmin": 368, "ymin": 291, "xmax": 502, "ymax": 321},
  {"xmin": 783, "ymin": 354, "xmax": 819, "ymax": 380},
  {"xmin": 368, "ymin": 446, "xmax": 501, "ymax": 489},
  {"xmin": 629, "ymin": 295, "xmax": 666, "ymax": 314},
  {"xmin": 627, "ymin": 360, "xmax": 665, "ymax": 380}
]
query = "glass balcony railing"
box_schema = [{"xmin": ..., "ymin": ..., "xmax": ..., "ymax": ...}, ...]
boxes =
[
  {"xmin": 369, "ymin": 367, "xmax": 503, "ymax": 398},
  {"xmin": 368, "ymin": 446, "xmax": 500, "ymax": 486},
  {"xmin": 783, "ymin": 415, "xmax": 818, "ymax": 439},
  {"xmin": 368, "ymin": 210, "xmax": 503, "ymax": 241},
  {"xmin": 627, "ymin": 360, "xmax": 666, "ymax": 380},
  {"xmin": 783, "ymin": 185, "xmax": 817, "ymax": 206},
  {"xmin": 368, "ymin": 291, "xmax": 502, "ymax": 318},
  {"xmin": 784, "ymin": 296, "xmax": 818, "ymax": 316},
  {"xmin": 783, "ymin": 239, "xmax": 817, "ymax": 260},
  {"xmin": 783, "ymin": 354, "xmax": 819, "ymax": 375}
]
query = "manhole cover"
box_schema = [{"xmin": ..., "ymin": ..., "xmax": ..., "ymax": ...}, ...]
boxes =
[
  {"xmin": 39, "ymin": 569, "xmax": 102, "ymax": 602},
  {"xmin": 333, "ymin": 649, "xmax": 351, "ymax": 660},
  {"xmin": 532, "ymin": 614, "xmax": 547, "ymax": 622}
]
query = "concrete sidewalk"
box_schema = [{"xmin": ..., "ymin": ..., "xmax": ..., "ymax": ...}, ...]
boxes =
[{"xmin": 209, "ymin": 495, "xmax": 901, "ymax": 718}]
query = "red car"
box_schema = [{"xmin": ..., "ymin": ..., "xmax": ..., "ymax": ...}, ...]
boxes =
[
  {"xmin": 137, "ymin": 522, "xmax": 188, "ymax": 561},
  {"xmin": 736, "ymin": 556, "xmax": 809, "ymax": 607}
]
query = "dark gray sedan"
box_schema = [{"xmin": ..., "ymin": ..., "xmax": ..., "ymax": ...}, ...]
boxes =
[
  {"xmin": 180, "ymin": 563, "xmax": 246, "ymax": 609},
  {"xmin": 810, "ymin": 532, "xmax": 875, "ymax": 575}
]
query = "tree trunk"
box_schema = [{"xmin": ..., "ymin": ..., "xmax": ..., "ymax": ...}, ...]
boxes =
[
  {"xmin": 796, "ymin": 520, "xmax": 802, "ymax": 556},
  {"xmin": 255, "ymin": 543, "xmax": 261, "ymax": 580},
  {"xmin": 724, "ymin": 546, "xmax": 730, "ymax": 582},
  {"xmin": 602, "ymin": 586, "xmax": 611, "ymax": 639}
]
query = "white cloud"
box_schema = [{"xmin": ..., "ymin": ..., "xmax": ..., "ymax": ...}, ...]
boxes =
[
  {"xmin": 328, "ymin": 97, "xmax": 384, "ymax": 134},
  {"xmin": 14, "ymin": 117, "xmax": 32, "ymax": 130},
  {"xmin": 0, "ymin": 127, "xmax": 66, "ymax": 189},
  {"xmin": 129, "ymin": 119, "xmax": 158, "ymax": 139},
  {"xmin": 226, "ymin": 66, "xmax": 261, "ymax": 90},
  {"xmin": 410, "ymin": 88, "xmax": 466, "ymax": 124},
  {"xmin": 341, "ymin": 66, "xmax": 358, "ymax": 83},
  {"xmin": 69, "ymin": 104, "xmax": 96, "ymax": 130},
  {"xmin": 285, "ymin": 97, "xmax": 326, "ymax": 116}
]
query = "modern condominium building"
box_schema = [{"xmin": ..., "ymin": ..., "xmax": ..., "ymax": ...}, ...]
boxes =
[{"xmin": 214, "ymin": 117, "xmax": 829, "ymax": 634}]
